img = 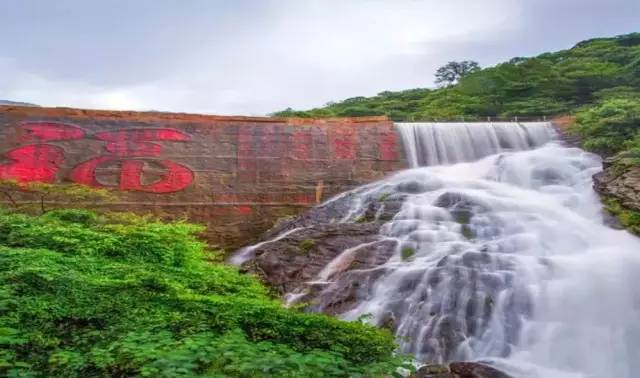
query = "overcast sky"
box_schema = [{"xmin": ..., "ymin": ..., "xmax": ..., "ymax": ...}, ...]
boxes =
[{"xmin": 1, "ymin": 0, "xmax": 638, "ymax": 115}]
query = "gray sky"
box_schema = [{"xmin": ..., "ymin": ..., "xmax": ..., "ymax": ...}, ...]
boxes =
[{"xmin": 1, "ymin": 0, "xmax": 638, "ymax": 115}]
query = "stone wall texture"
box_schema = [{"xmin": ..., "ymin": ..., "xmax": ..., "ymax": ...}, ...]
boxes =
[{"xmin": 0, "ymin": 106, "xmax": 407, "ymax": 249}]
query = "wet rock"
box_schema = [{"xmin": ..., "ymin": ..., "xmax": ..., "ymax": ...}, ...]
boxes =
[
  {"xmin": 449, "ymin": 362, "xmax": 513, "ymax": 378},
  {"xmin": 243, "ymin": 222, "xmax": 385, "ymax": 294},
  {"xmin": 309, "ymin": 266, "xmax": 390, "ymax": 315},
  {"xmin": 396, "ymin": 180, "xmax": 429, "ymax": 194},
  {"xmin": 434, "ymin": 192, "xmax": 487, "ymax": 226},
  {"xmin": 378, "ymin": 193, "xmax": 408, "ymax": 221},
  {"xmin": 461, "ymin": 252, "xmax": 492, "ymax": 268},
  {"xmin": 240, "ymin": 184, "xmax": 405, "ymax": 305},
  {"xmin": 412, "ymin": 364, "xmax": 454, "ymax": 378},
  {"xmin": 410, "ymin": 362, "xmax": 512, "ymax": 378}
]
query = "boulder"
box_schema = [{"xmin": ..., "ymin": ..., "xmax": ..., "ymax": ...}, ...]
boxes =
[
  {"xmin": 449, "ymin": 362, "xmax": 513, "ymax": 378},
  {"xmin": 240, "ymin": 185, "xmax": 404, "ymax": 310},
  {"xmin": 410, "ymin": 362, "xmax": 512, "ymax": 378},
  {"xmin": 593, "ymin": 154, "xmax": 640, "ymax": 213}
]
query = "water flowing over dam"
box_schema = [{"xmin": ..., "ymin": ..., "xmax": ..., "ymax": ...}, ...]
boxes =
[
  {"xmin": 238, "ymin": 122, "xmax": 640, "ymax": 378},
  {"xmin": 396, "ymin": 122, "xmax": 554, "ymax": 167}
]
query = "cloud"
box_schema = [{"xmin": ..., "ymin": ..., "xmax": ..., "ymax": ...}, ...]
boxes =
[{"xmin": 0, "ymin": 0, "xmax": 638, "ymax": 115}]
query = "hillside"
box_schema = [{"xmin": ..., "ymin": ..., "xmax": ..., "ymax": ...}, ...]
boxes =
[{"xmin": 274, "ymin": 32, "xmax": 640, "ymax": 120}]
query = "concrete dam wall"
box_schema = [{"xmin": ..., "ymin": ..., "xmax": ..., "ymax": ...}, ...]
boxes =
[{"xmin": 0, "ymin": 106, "xmax": 405, "ymax": 249}]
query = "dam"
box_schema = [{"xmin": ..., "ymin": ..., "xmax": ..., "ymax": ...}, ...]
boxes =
[{"xmin": 0, "ymin": 105, "xmax": 555, "ymax": 250}]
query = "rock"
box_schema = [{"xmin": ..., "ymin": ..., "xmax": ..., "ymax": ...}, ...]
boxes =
[
  {"xmin": 240, "ymin": 186, "xmax": 404, "ymax": 309},
  {"xmin": 593, "ymin": 156, "xmax": 640, "ymax": 213},
  {"xmin": 593, "ymin": 154, "xmax": 640, "ymax": 235},
  {"xmin": 411, "ymin": 364, "xmax": 455, "ymax": 377},
  {"xmin": 243, "ymin": 222, "xmax": 385, "ymax": 294},
  {"xmin": 449, "ymin": 362, "xmax": 513, "ymax": 378},
  {"xmin": 409, "ymin": 362, "xmax": 512, "ymax": 378}
]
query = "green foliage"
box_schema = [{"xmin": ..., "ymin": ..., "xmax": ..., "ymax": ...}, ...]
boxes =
[
  {"xmin": 272, "ymin": 32, "xmax": 640, "ymax": 121},
  {"xmin": 571, "ymin": 96, "xmax": 640, "ymax": 156},
  {"xmin": 434, "ymin": 60, "xmax": 480, "ymax": 87},
  {"xmin": 603, "ymin": 197, "xmax": 640, "ymax": 235},
  {"xmin": 570, "ymin": 94, "xmax": 640, "ymax": 236},
  {"xmin": 0, "ymin": 180, "xmax": 112, "ymax": 215},
  {"xmin": 400, "ymin": 246, "xmax": 414, "ymax": 261},
  {"xmin": 0, "ymin": 210, "xmax": 406, "ymax": 377}
]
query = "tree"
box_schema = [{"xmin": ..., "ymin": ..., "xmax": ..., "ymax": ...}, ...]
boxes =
[{"xmin": 435, "ymin": 60, "xmax": 481, "ymax": 87}]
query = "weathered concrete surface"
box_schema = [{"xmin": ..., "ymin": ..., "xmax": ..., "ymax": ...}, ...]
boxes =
[{"xmin": 0, "ymin": 105, "xmax": 406, "ymax": 249}]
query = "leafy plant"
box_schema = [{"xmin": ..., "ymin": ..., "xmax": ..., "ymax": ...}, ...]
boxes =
[
  {"xmin": 0, "ymin": 180, "xmax": 112, "ymax": 214},
  {"xmin": 603, "ymin": 196, "xmax": 640, "ymax": 235},
  {"xmin": 571, "ymin": 97, "xmax": 640, "ymax": 156},
  {"xmin": 0, "ymin": 209, "xmax": 407, "ymax": 377}
]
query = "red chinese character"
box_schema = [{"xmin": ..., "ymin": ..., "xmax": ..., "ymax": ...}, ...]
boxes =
[
  {"xmin": 0, "ymin": 122, "xmax": 85, "ymax": 183},
  {"xmin": 70, "ymin": 128, "xmax": 194, "ymax": 193}
]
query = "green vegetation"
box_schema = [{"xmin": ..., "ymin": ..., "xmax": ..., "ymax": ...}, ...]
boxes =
[
  {"xmin": 298, "ymin": 239, "xmax": 316, "ymax": 252},
  {"xmin": 435, "ymin": 60, "xmax": 480, "ymax": 87},
  {"xmin": 274, "ymin": 32, "xmax": 640, "ymax": 121},
  {"xmin": 0, "ymin": 208, "xmax": 408, "ymax": 377},
  {"xmin": 400, "ymin": 246, "xmax": 415, "ymax": 261},
  {"xmin": 571, "ymin": 96, "xmax": 640, "ymax": 157},
  {"xmin": 569, "ymin": 89, "xmax": 639, "ymax": 232},
  {"xmin": 603, "ymin": 197, "xmax": 640, "ymax": 235}
]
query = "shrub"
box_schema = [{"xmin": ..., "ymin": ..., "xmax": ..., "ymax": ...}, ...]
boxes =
[
  {"xmin": 571, "ymin": 97, "xmax": 640, "ymax": 156},
  {"xmin": 0, "ymin": 210, "xmax": 406, "ymax": 377}
]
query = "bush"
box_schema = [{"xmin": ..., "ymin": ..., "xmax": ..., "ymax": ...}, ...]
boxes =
[
  {"xmin": 571, "ymin": 97, "xmax": 640, "ymax": 156},
  {"xmin": 0, "ymin": 210, "xmax": 407, "ymax": 377}
]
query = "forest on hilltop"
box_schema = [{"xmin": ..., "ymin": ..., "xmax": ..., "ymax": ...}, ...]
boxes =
[{"xmin": 274, "ymin": 32, "xmax": 640, "ymax": 121}]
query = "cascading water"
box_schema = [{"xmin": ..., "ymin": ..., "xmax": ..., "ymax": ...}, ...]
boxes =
[
  {"xmin": 236, "ymin": 122, "xmax": 640, "ymax": 378},
  {"xmin": 396, "ymin": 122, "xmax": 554, "ymax": 166}
]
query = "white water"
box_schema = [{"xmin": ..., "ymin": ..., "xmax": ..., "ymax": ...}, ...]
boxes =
[
  {"xmin": 397, "ymin": 122, "xmax": 554, "ymax": 167},
  {"xmin": 239, "ymin": 122, "xmax": 640, "ymax": 377},
  {"xmin": 340, "ymin": 141, "xmax": 640, "ymax": 377}
]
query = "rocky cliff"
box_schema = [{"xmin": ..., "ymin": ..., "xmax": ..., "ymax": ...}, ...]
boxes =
[{"xmin": 593, "ymin": 153, "xmax": 640, "ymax": 233}]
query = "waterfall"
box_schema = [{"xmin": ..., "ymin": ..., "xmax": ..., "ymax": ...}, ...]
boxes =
[
  {"xmin": 396, "ymin": 122, "xmax": 555, "ymax": 167},
  {"xmin": 237, "ymin": 122, "xmax": 640, "ymax": 378}
]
